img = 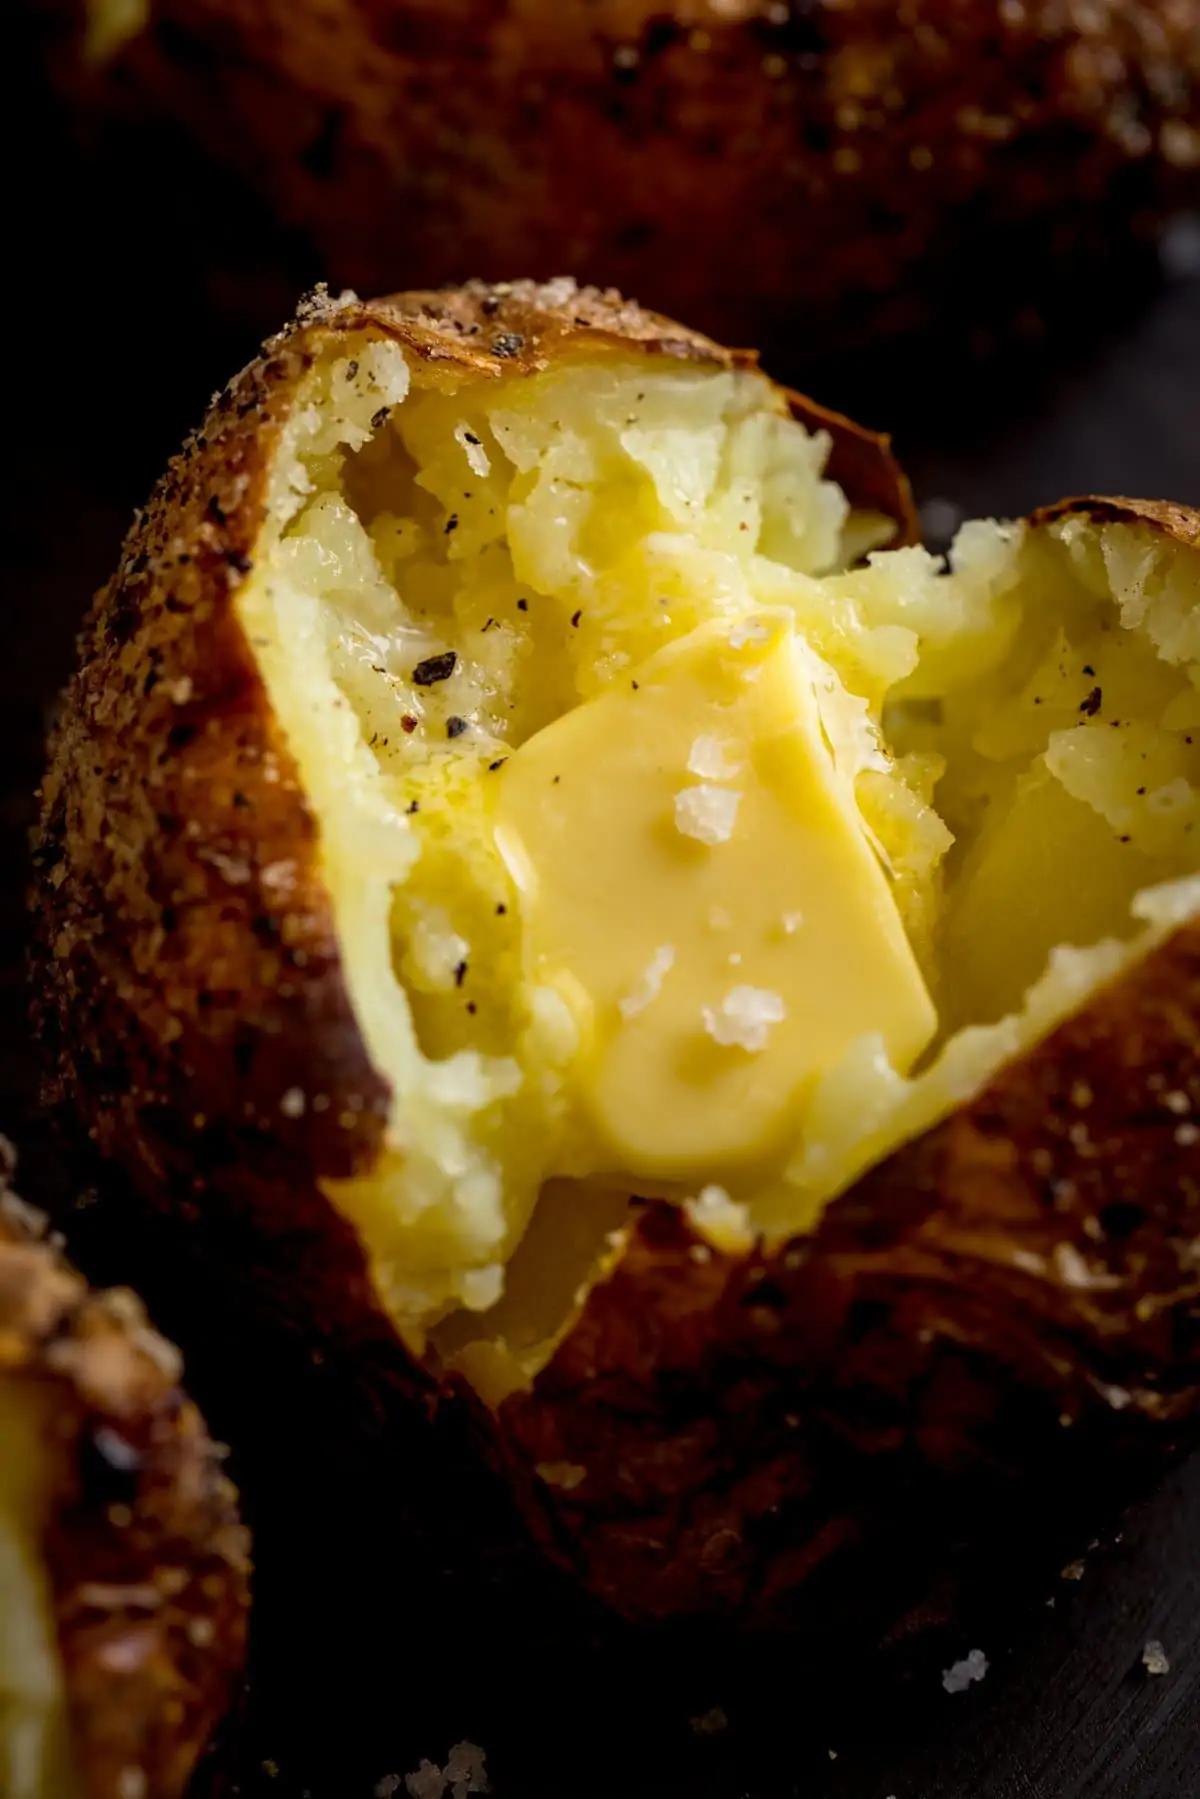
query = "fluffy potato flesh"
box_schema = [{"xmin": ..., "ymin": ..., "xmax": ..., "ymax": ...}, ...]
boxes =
[
  {"xmin": 239, "ymin": 337, "xmax": 1200, "ymax": 1393},
  {"xmin": 0, "ymin": 1381, "xmax": 81, "ymax": 1799}
]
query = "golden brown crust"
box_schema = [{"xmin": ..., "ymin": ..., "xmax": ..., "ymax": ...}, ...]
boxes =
[
  {"xmin": 43, "ymin": 1, "xmax": 1200, "ymax": 358},
  {"xmin": 1031, "ymin": 495, "xmax": 1200, "ymax": 549},
  {"xmin": 0, "ymin": 1181, "xmax": 248, "ymax": 1798}
]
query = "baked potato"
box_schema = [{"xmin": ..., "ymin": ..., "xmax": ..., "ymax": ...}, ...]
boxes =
[
  {"xmin": 0, "ymin": 1159, "xmax": 249, "ymax": 1799},
  {"xmin": 33, "ymin": 281, "xmax": 1200, "ymax": 1654},
  {"xmin": 44, "ymin": 1, "xmax": 1200, "ymax": 361}
]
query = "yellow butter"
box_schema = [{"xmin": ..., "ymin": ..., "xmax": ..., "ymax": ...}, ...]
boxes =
[{"xmin": 494, "ymin": 614, "xmax": 936, "ymax": 1184}]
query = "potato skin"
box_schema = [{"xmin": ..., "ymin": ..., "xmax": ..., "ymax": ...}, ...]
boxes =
[
  {"xmin": 32, "ymin": 283, "xmax": 1200, "ymax": 1646},
  {"xmin": 0, "ymin": 1176, "xmax": 249, "ymax": 1798},
  {"xmin": 42, "ymin": 1, "xmax": 1200, "ymax": 358}
]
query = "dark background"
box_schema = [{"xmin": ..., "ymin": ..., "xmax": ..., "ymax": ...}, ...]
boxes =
[{"xmin": 5, "ymin": 28, "xmax": 1200, "ymax": 1799}]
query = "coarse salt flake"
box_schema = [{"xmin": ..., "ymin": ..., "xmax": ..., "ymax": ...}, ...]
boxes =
[
  {"xmin": 942, "ymin": 1648, "xmax": 989, "ymax": 1694},
  {"xmin": 687, "ymin": 734, "xmax": 740, "ymax": 779},
  {"xmin": 675, "ymin": 784, "xmax": 741, "ymax": 844},
  {"xmin": 1143, "ymin": 1639, "xmax": 1171, "ymax": 1675},
  {"xmin": 686, "ymin": 1185, "xmax": 754, "ymax": 1249},
  {"xmin": 702, "ymin": 986, "xmax": 785, "ymax": 1052},
  {"xmin": 619, "ymin": 945, "xmax": 676, "ymax": 1019}
]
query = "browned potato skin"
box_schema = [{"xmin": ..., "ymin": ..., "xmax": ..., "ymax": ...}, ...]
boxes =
[
  {"xmin": 44, "ymin": 1, "xmax": 1200, "ymax": 357},
  {"xmin": 0, "ymin": 1177, "xmax": 249, "ymax": 1797},
  {"xmin": 32, "ymin": 282, "xmax": 1200, "ymax": 1636}
]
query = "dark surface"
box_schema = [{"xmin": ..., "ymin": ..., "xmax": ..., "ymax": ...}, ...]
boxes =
[{"xmin": 5, "ymin": 28, "xmax": 1200, "ymax": 1799}]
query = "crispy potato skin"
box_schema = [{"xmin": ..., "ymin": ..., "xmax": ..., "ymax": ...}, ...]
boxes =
[
  {"xmin": 0, "ymin": 1184, "xmax": 249, "ymax": 1798},
  {"xmin": 32, "ymin": 284, "xmax": 1200, "ymax": 1636},
  {"xmin": 44, "ymin": 1, "xmax": 1200, "ymax": 356}
]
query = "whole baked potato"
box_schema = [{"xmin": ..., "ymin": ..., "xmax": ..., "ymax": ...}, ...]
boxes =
[
  {"xmin": 33, "ymin": 281, "xmax": 1200, "ymax": 1660},
  {"xmin": 0, "ymin": 1159, "xmax": 249, "ymax": 1799},
  {"xmin": 44, "ymin": 1, "xmax": 1200, "ymax": 360}
]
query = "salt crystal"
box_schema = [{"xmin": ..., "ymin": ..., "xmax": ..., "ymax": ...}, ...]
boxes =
[
  {"xmin": 687, "ymin": 734, "xmax": 739, "ymax": 779},
  {"xmin": 781, "ymin": 910, "xmax": 803, "ymax": 934},
  {"xmin": 279, "ymin": 1087, "xmax": 306, "ymax": 1119},
  {"xmin": 942, "ymin": 1648, "xmax": 989, "ymax": 1694},
  {"xmin": 702, "ymin": 986, "xmax": 785, "ymax": 1051},
  {"xmin": 619, "ymin": 945, "xmax": 676, "ymax": 1019},
  {"xmin": 1142, "ymin": 1639, "xmax": 1171, "ymax": 1676},
  {"xmin": 675, "ymin": 784, "xmax": 741, "ymax": 845}
]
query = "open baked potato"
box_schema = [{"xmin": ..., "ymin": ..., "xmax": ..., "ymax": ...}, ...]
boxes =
[
  {"xmin": 45, "ymin": 1, "xmax": 1200, "ymax": 359},
  {"xmin": 0, "ymin": 1162, "xmax": 249, "ymax": 1799},
  {"xmin": 34, "ymin": 281, "xmax": 1200, "ymax": 1645}
]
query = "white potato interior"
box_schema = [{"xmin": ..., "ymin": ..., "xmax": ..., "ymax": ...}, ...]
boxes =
[
  {"xmin": 237, "ymin": 332, "xmax": 1200, "ymax": 1394},
  {"xmin": 0, "ymin": 1380, "xmax": 81, "ymax": 1799}
]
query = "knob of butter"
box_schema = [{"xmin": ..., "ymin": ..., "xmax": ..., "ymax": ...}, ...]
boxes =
[{"xmin": 493, "ymin": 614, "xmax": 936, "ymax": 1184}]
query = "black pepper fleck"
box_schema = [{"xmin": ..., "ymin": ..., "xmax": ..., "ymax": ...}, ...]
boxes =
[
  {"xmin": 491, "ymin": 332, "xmax": 525, "ymax": 358},
  {"xmin": 454, "ymin": 959, "xmax": 468, "ymax": 987},
  {"xmin": 1079, "ymin": 686, "xmax": 1102, "ymax": 716},
  {"xmin": 571, "ymin": 609, "xmax": 582, "ymax": 628},
  {"xmin": 446, "ymin": 716, "xmax": 469, "ymax": 738},
  {"xmin": 413, "ymin": 650, "xmax": 457, "ymax": 685},
  {"xmin": 371, "ymin": 405, "xmax": 392, "ymax": 429},
  {"xmin": 517, "ymin": 598, "xmax": 528, "ymax": 611},
  {"xmin": 444, "ymin": 514, "xmax": 459, "ymax": 534},
  {"xmin": 488, "ymin": 758, "xmax": 508, "ymax": 772},
  {"xmin": 496, "ymin": 903, "xmax": 507, "ymax": 915},
  {"xmin": 406, "ymin": 800, "xmax": 420, "ymax": 815}
]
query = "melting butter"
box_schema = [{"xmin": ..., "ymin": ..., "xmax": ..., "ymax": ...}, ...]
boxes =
[{"xmin": 494, "ymin": 615, "xmax": 935, "ymax": 1183}]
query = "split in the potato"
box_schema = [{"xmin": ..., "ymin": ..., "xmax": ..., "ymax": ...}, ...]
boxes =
[{"xmin": 239, "ymin": 335, "xmax": 1200, "ymax": 1392}]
